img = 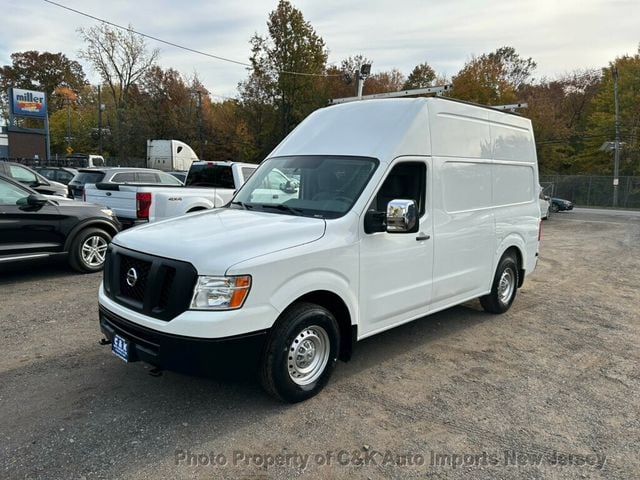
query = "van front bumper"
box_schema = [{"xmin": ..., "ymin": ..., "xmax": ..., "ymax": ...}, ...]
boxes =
[{"xmin": 99, "ymin": 306, "xmax": 267, "ymax": 374}]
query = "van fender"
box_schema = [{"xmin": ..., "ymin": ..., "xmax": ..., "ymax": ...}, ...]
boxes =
[
  {"xmin": 493, "ymin": 234, "xmax": 527, "ymax": 285},
  {"xmin": 268, "ymin": 269, "xmax": 359, "ymax": 327}
]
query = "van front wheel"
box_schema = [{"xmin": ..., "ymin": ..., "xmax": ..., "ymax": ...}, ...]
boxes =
[
  {"xmin": 480, "ymin": 253, "xmax": 519, "ymax": 314},
  {"xmin": 259, "ymin": 302, "xmax": 340, "ymax": 403}
]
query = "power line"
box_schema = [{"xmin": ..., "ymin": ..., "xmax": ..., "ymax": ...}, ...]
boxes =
[{"xmin": 42, "ymin": 0, "xmax": 342, "ymax": 78}]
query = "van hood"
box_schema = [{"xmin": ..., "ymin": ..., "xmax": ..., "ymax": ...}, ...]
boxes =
[{"xmin": 112, "ymin": 208, "xmax": 326, "ymax": 274}]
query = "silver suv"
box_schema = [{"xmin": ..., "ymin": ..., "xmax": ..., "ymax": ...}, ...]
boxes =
[{"xmin": 68, "ymin": 167, "xmax": 182, "ymax": 200}]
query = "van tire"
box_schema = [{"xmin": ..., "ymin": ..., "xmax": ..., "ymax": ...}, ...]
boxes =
[
  {"xmin": 68, "ymin": 227, "xmax": 111, "ymax": 273},
  {"xmin": 259, "ymin": 302, "xmax": 340, "ymax": 403},
  {"xmin": 480, "ymin": 253, "xmax": 519, "ymax": 314}
]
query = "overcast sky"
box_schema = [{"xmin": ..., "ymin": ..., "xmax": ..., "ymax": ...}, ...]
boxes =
[{"xmin": 2, "ymin": 0, "xmax": 639, "ymax": 99}]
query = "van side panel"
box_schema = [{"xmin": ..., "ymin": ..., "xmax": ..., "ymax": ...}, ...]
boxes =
[
  {"xmin": 431, "ymin": 159, "xmax": 496, "ymax": 305},
  {"xmin": 427, "ymin": 102, "xmax": 497, "ymax": 305},
  {"xmin": 489, "ymin": 114, "xmax": 540, "ymax": 278}
]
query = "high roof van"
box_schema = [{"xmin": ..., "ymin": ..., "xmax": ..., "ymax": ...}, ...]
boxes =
[{"xmin": 97, "ymin": 97, "xmax": 540, "ymax": 402}]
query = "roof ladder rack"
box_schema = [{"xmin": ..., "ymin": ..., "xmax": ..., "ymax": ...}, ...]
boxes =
[
  {"xmin": 491, "ymin": 103, "xmax": 528, "ymax": 112},
  {"xmin": 330, "ymin": 84, "xmax": 452, "ymax": 105}
]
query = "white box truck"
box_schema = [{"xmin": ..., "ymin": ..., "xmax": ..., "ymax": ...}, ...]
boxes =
[
  {"xmin": 146, "ymin": 139, "xmax": 199, "ymax": 172},
  {"xmin": 98, "ymin": 97, "xmax": 541, "ymax": 402}
]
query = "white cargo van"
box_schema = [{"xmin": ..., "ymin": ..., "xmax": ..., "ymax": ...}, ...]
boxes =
[{"xmin": 98, "ymin": 97, "xmax": 540, "ymax": 402}]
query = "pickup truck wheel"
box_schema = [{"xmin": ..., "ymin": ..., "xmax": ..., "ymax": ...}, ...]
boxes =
[
  {"xmin": 69, "ymin": 228, "xmax": 111, "ymax": 273},
  {"xmin": 480, "ymin": 253, "xmax": 518, "ymax": 314},
  {"xmin": 259, "ymin": 302, "xmax": 340, "ymax": 403}
]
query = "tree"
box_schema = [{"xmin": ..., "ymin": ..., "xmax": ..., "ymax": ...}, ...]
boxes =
[
  {"xmin": 206, "ymin": 100, "xmax": 258, "ymax": 163},
  {"xmin": 134, "ymin": 66, "xmax": 194, "ymax": 140},
  {"xmin": 0, "ymin": 51, "xmax": 87, "ymax": 121},
  {"xmin": 403, "ymin": 62, "xmax": 436, "ymax": 90},
  {"xmin": 451, "ymin": 46, "xmax": 536, "ymax": 104},
  {"xmin": 78, "ymin": 23, "xmax": 159, "ymax": 159},
  {"xmin": 48, "ymin": 84, "xmax": 98, "ymax": 154},
  {"xmin": 364, "ymin": 69, "xmax": 405, "ymax": 95},
  {"xmin": 239, "ymin": 0, "xmax": 328, "ymax": 159},
  {"xmin": 578, "ymin": 50, "xmax": 640, "ymax": 175},
  {"xmin": 522, "ymin": 70, "xmax": 601, "ymax": 173}
]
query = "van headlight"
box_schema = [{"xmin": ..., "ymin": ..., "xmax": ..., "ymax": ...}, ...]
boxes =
[{"xmin": 190, "ymin": 275, "xmax": 251, "ymax": 310}]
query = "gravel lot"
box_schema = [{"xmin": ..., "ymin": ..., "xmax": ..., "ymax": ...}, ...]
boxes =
[{"xmin": 1, "ymin": 208, "xmax": 639, "ymax": 479}]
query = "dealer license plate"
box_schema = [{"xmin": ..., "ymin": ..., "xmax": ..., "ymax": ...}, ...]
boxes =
[{"xmin": 112, "ymin": 334, "xmax": 130, "ymax": 362}]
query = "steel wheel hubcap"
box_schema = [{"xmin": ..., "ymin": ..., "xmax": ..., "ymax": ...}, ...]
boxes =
[
  {"xmin": 287, "ymin": 325, "xmax": 330, "ymax": 386},
  {"xmin": 81, "ymin": 235, "xmax": 108, "ymax": 267},
  {"xmin": 498, "ymin": 267, "xmax": 515, "ymax": 304}
]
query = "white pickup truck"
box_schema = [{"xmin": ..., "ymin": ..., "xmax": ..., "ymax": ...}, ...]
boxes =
[{"xmin": 84, "ymin": 161, "xmax": 257, "ymax": 227}]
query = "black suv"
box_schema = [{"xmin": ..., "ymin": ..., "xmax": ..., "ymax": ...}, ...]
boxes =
[
  {"xmin": 0, "ymin": 174, "xmax": 120, "ymax": 272},
  {"xmin": 0, "ymin": 161, "xmax": 68, "ymax": 197}
]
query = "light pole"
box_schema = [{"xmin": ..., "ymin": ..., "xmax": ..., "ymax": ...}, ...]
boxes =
[{"xmin": 355, "ymin": 64, "xmax": 371, "ymax": 99}]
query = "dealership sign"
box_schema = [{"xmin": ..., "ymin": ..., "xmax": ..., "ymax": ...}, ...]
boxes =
[{"xmin": 11, "ymin": 88, "xmax": 47, "ymax": 117}]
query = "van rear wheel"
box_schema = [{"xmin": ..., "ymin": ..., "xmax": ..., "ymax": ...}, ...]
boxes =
[
  {"xmin": 480, "ymin": 253, "xmax": 518, "ymax": 314},
  {"xmin": 259, "ymin": 302, "xmax": 340, "ymax": 403}
]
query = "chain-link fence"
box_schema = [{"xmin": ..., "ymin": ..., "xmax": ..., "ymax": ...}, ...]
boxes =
[
  {"xmin": 539, "ymin": 175, "xmax": 640, "ymax": 209},
  {"xmin": 2, "ymin": 156, "xmax": 147, "ymax": 168}
]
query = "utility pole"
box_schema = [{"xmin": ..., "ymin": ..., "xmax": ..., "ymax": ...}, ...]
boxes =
[
  {"xmin": 97, "ymin": 85, "xmax": 103, "ymax": 156},
  {"xmin": 66, "ymin": 96, "xmax": 71, "ymax": 151},
  {"xmin": 195, "ymin": 90, "xmax": 204, "ymax": 159},
  {"xmin": 612, "ymin": 66, "xmax": 621, "ymax": 207}
]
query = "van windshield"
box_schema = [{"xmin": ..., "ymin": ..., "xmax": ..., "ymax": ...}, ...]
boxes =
[{"xmin": 231, "ymin": 156, "xmax": 378, "ymax": 219}]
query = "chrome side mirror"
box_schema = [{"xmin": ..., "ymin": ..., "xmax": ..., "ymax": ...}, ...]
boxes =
[{"xmin": 386, "ymin": 199, "xmax": 418, "ymax": 233}]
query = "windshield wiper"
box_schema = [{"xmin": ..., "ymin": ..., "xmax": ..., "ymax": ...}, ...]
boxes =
[{"xmin": 259, "ymin": 203, "xmax": 304, "ymax": 216}]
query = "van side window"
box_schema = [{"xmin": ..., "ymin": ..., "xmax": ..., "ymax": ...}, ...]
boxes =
[{"xmin": 370, "ymin": 162, "xmax": 426, "ymax": 216}]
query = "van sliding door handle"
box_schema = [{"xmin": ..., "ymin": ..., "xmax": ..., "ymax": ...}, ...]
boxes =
[{"xmin": 416, "ymin": 234, "xmax": 431, "ymax": 241}]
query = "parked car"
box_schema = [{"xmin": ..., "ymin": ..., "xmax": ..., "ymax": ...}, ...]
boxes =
[
  {"xmin": 34, "ymin": 166, "xmax": 79, "ymax": 185},
  {"xmin": 551, "ymin": 197, "xmax": 574, "ymax": 212},
  {"xmin": 538, "ymin": 186, "xmax": 550, "ymax": 220},
  {"xmin": 539, "ymin": 195, "xmax": 550, "ymax": 220},
  {"xmin": 68, "ymin": 167, "xmax": 182, "ymax": 200},
  {"xmin": 0, "ymin": 174, "xmax": 120, "ymax": 272},
  {"xmin": 0, "ymin": 161, "xmax": 68, "ymax": 197}
]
